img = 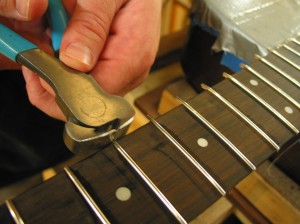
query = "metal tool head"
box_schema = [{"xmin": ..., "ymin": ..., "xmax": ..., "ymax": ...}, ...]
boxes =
[
  {"xmin": 64, "ymin": 117, "xmax": 133, "ymax": 155},
  {"xmin": 17, "ymin": 49, "xmax": 135, "ymax": 155},
  {"xmin": 62, "ymin": 91, "xmax": 135, "ymax": 155},
  {"xmin": 61, "ymin": 79, "xmax": 135, "ymax": 155}
]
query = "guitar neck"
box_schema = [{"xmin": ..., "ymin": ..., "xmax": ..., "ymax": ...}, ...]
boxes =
[{"xmin": 1, "ymin": 38, "xmax": 300, "ymax": 224}]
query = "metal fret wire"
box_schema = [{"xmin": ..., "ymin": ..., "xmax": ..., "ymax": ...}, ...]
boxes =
[
  {"xmin": 176, "ymin": 97, "xmax": 256, "ymax": 171},
  {"xmin": 111, "ymin": 139, "xmax": 187, "ymax": 224},
  {"xmin": 5, "ymin": 199, "xmax": 24, "ymax": 224},
  {"xmin": 201, "ymin": 83, "xmax": 280, "ymax": 151},
  {"xmin": 283, "ymin": 44, "xmax": 300, "ymax": 57},
  {"xmin": 291, "ymin": 38, "xmax": 300, "ymax": 46},
  {"xmin": 147, "ymin": 115, "xmax": 226, "ymax": 196},
  {"xmin": 242, "ymin": 64, "xmax": 300, "ymax": 109},
  {"xmin": 64, "ymin": 167, "xmax": 111, "ymax": 224},
  {"xmin": 270, "ymin": 49, "xmax": 300, "ymax": 71},
  {"xmin": 223, "ymin": 73, "xmax": 299, "ymax": 134},
  {"xmin": 255, "ymin": 54, "xmax": 300, "ymax": 88}
]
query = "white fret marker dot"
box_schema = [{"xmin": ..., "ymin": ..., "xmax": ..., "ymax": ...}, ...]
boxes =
[
  {"xmin": 115, "ymin": 187, "xmax": 131, "ymax": 201},
  {"xmin": 285, "ymin": 106, "xmax": 293, "ymax": 114},
  {"xmin": 197, "ymin": 138, "xmax": 208, "ymax": 147},
  {"xmin": 250, "ymin": 79, "xmax": 258, "ymax": 86}
]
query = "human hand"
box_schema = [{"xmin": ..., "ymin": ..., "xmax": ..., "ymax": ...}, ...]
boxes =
[{"xmin": 0, "ymin": 0, "xmax": 162, "ymax": 120}]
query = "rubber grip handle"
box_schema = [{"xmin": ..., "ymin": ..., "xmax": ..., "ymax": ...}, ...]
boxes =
[
  {"xmin": 47, "ymin": 0, "xmax": 68, "ymax": 52},
  {"xmin": 0, "ymin": 23, "xmax": 37, "ymax": 62}
]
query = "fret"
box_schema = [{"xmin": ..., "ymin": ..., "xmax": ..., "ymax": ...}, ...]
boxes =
[
  {"xmin": 5, "ymin": 200, "xmax": 24, "ymax": 224},
  {"xmin": 7, "ymin": 149, "xmax": 175, "ymax": 223},
  {"xmin": 241, "ymin": 64, "xmax": 300, "ymax": 109},
  {"xmin": 223, "ymin": 73, "xmax": 299, "ymax": 134},
  {"xmin": 111, "ymin": 139, "xmax": 187, "ymax": 224},
  {"xmin": 212, "ymin": 71, "xmax": 296, "ymax": 149},
  {"xmin": 9, "ymin": 174, "xmax": 102, "ymax": 223},
  {"xmin": 291, "ymin": 38, "xmax": 300, "ymax": 46},
  {"xmin": 157, "ymin": 92, "xmax": 275, "ymax": 178},
  {"xmin": 68, "ymin": 149, "xmax": 178, "ymax": 223},
  {"xmin": 75, "ymin": 114, "xmax": 245, "ymax": 222},
  {"xmin": 201, "ymin": 83, "xmax": 280, "ymax": 151},
  {"xmin": 269, "ymin": 48, "xmax": 300, "ymax": 71},
  {"xmin": 247, "ymin": 54, "xmax": 300, "ymax": 108},
  {"xmin": 64, "ymin": 167, "xmax": 111, "ymax": 224},
  {"xmin": 282, "ymin": 44, "xmax": 300, "ymax": 57},
  {"xmin": 147, "ymin": 115, "xmax": 226, "ymax": 196},
  {"xmin": 176, "ymin": 98, "xmax": 256, "ymax": 171},
  {"xmin": 254, "ymin": 54, "xmax": 300, "ymax": 88}
]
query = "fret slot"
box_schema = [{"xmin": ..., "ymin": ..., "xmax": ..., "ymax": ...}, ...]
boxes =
[
  {"xmin": 283, "ymin": 44, "xmax": 300, "ymax": 57},
  {"xmin": 64, "ymin": 167, "xmax": 111, "ymax": 224},
  {"xmin": 254, "ymin": 54, "xmax": 300, "ymax": 88},
  {"xmin": 147, "ymin": 115, "xmax": 226, "ymax": 196},
  {"xmin": 177, "ymin": 98, "xmax": 256, "ymax": 171},
  {"xmin": 201, "ymin": 83, "xmax": 280, "ymax": 151},
  {"xmin": 223, "ymin": 73, "xmax": 299, "ymax": 134},
  {"xmin": 111, "ymin": 139, "xmax": 187, "ymax": 224},
  {"xmin": 5, "ymin": 200, "xmax": 24, "ymax": 224},
  {"xmin": 270, "ymin": 48, "xmax": 300, "ymax": 71},
  {"xmin": 242, "ymin": 64, "xmax": 300, "ymax": 109}
]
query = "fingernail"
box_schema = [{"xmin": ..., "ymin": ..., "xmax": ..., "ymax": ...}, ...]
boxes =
[
  {"xmin": 16, "ymin": 0, "xmax": 30, "ymax": 18},
  {"xmin": 63, "ymin": 43, "xmax": 93, "ymax": 67}
]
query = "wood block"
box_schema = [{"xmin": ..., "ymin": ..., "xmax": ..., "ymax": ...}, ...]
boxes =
[
  {"xmin": 158, "ymin": 78, "xmax": 197, "ymax": 114},
  {"xmin": 191, "ymin": 197, "xmax": 233, "ymax": 223},
  {"xmin": 134, "ymin": 83, "xmax": 170, "ymax": 119},
  {"xmin": 236, "ymin": 171, "xmax": 300, "ymax": 223}
]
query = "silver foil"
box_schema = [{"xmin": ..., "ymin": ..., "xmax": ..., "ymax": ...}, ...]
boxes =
[{"xmin": 192, "ymin": 0, "xmax": 300, "ymax": 63}]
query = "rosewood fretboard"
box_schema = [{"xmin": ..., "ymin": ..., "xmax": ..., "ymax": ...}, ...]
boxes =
[{"xmin": 1, "ymin": 37, "xmax": 300, "ymax": 223}]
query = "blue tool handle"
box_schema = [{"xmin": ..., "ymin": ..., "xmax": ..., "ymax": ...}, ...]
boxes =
[
  {"xmin": 0, "ymin": 23, "xmax": 37, "ymax": 62},
  {"xmin": 47, "ymin": 0, "xmax": 68, "ymax": 52}
]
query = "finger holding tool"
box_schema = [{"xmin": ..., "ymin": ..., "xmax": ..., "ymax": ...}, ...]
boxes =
[{"xmin": 0, "ymin": 0, "xmax": 135, "ymax": 155}]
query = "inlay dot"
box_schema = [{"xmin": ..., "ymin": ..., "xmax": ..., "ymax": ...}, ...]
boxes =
[
  {"xmin": 115, "ymin": 187, "xmax": 131, "ymax": 201},
  {"xmin": 250, "ymin": 79, "xmax": 258, "ymax": 86},
  {"xmin": 285, "ymin": 106, "xmax": 294, "ymax": 114},
  {"xmin": 197, "ymin": 138, "xmax": 208, "ymax": 148}
]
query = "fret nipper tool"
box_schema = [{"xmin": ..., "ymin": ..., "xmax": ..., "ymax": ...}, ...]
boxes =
[{"xmin": 0, "ymin": 0, "xmax": 135, "ymax": 155}]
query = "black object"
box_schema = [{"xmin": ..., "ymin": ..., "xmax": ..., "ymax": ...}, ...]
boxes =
[
  {"xmin": 181, "ymin": 14, "xmax": 232, "ymax": 93},
  {"xmin": 0, "ymin": 70, "xmax": 72, "ymax": 186}
]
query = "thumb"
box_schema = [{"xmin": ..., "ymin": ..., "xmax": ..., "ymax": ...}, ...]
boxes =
[
  {"xmin": 59, "ymin": 0, "xmax": 121, "ymax": 72},
  {"xmin": 0, "ymin": 0, "xmax": 48, "ymax": 20}
]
